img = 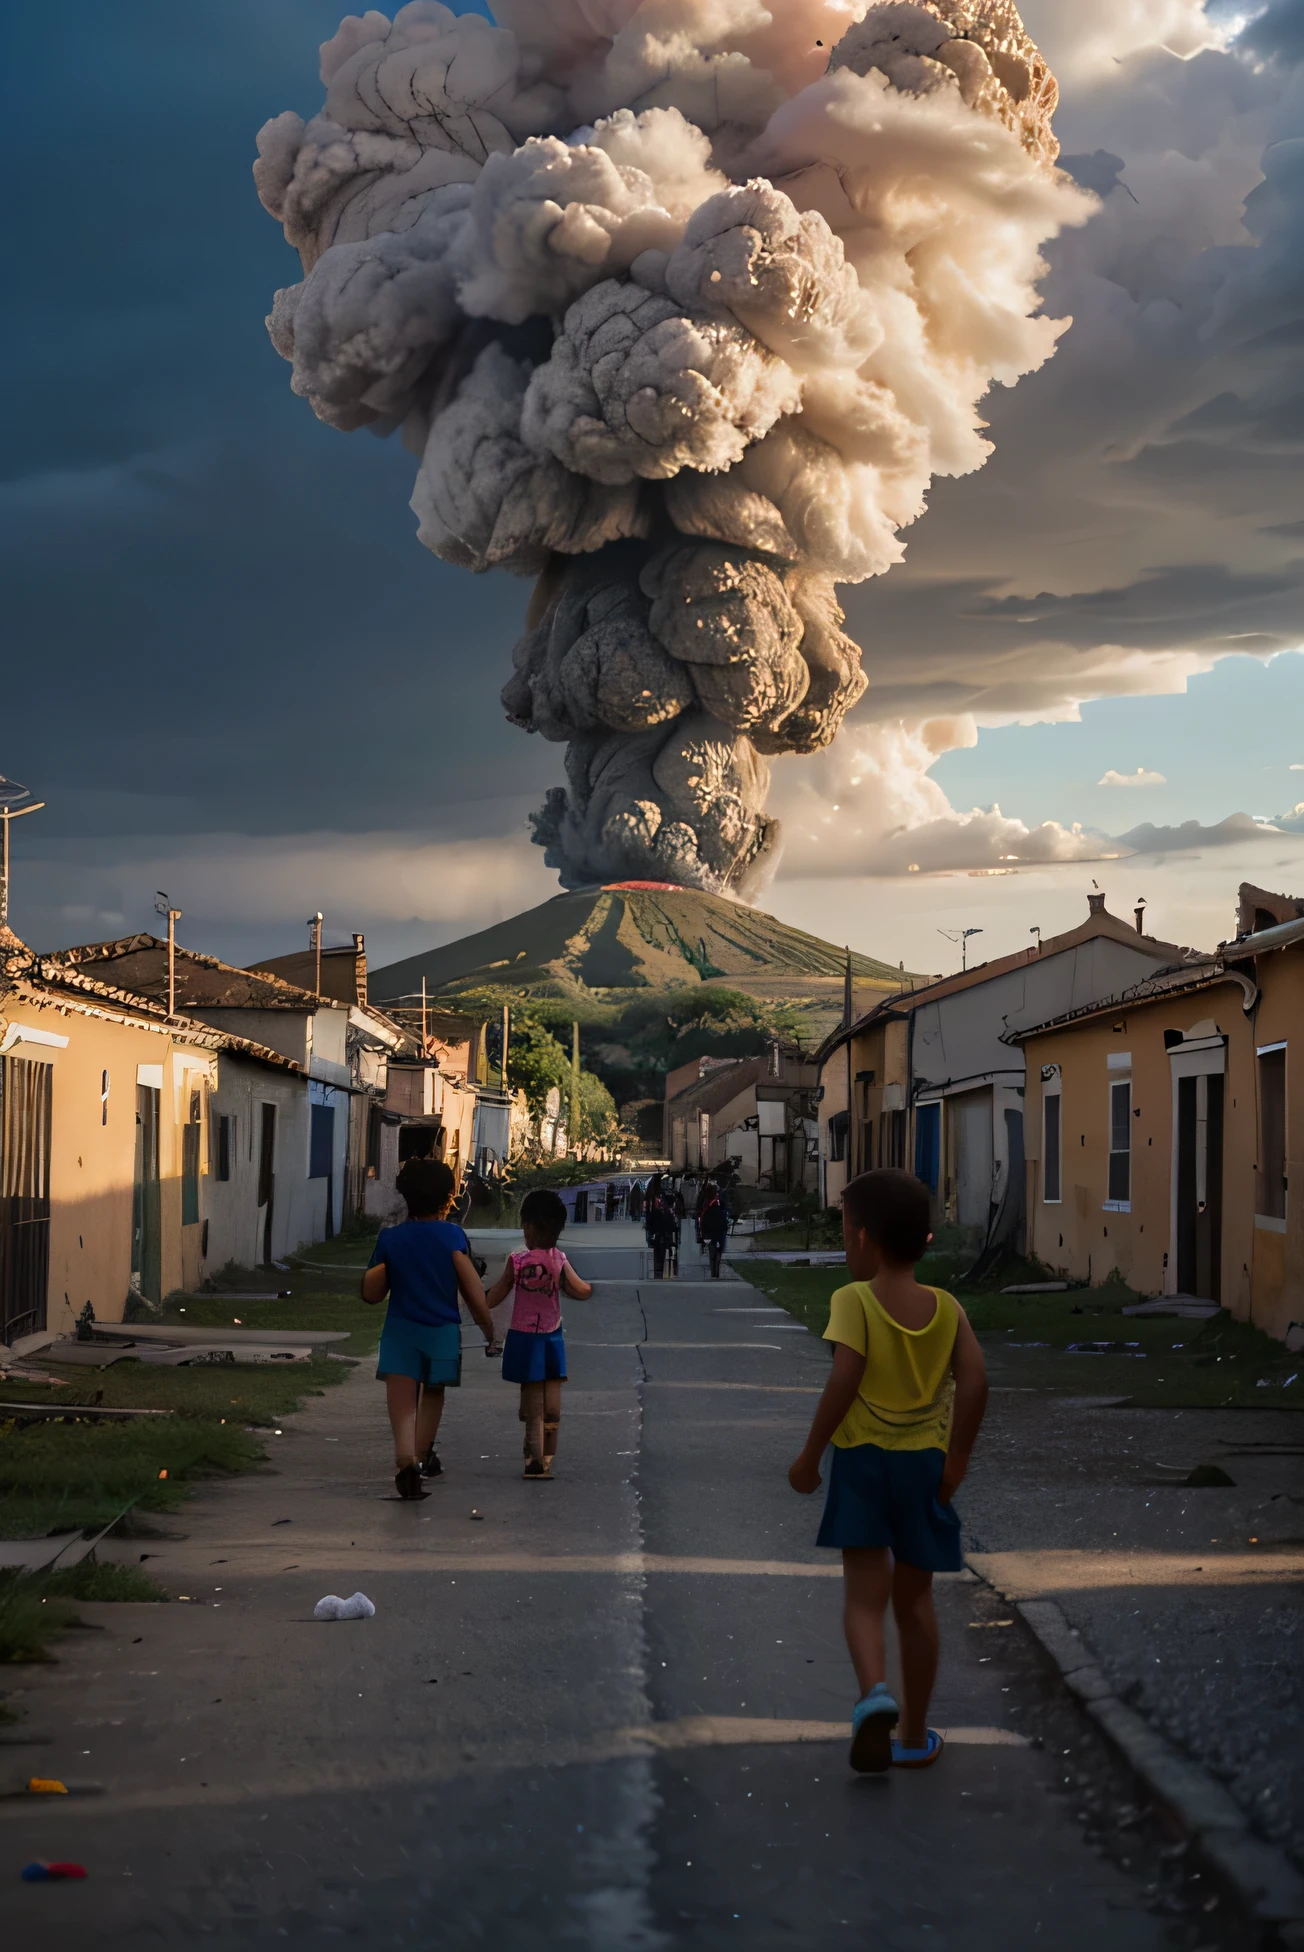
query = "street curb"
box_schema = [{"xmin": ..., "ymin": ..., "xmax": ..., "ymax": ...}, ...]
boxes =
[{"xmin": 968, "ymin": 1574, "xmax": 1304, "ymax": 1941}]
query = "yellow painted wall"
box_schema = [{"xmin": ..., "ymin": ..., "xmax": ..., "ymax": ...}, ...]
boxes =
[
  {"xmin": 1247, "ymin": 948, "xmax": 1304, "ymax": 1340},
  {"xmin": 2, "ymin": 983, "xmax": 211, "ymax": 1333},
  {"xmin": 1023, "ymin": 980, "xmax": 1256, "ymax": 1314}
]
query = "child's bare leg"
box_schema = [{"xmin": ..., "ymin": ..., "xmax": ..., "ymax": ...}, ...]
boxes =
[
  {"xmin": 385, "ymin": 1375, "xmax": 420, "ymax": 1467},
  {"xmin": 542, "ymin": 1379, "xmax": 563, "ymax": 1466},
  {"xmin": 415, "ymin": 1385, "xmax": 445, "ymax": 1459},
  {"xmin": 841, "ymin": 1548, "xmax": 893, "ymax": 1696},
  {"xmin": 521, "ymin": 1382, "xmax": 545, "ymax": 1463},
  {"xmin": 892, "ymin": 1561, "xmax": 939, "ymax": 1744}
]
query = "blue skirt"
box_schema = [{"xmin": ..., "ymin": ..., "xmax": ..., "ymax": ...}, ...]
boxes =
[
  {"xmin": 501, "ymin": 1328, "xmax": 567, "ymax": 1384},
  {"xmin": 816, "ymin": 1442, "xmax": 962, "ymax": 1572}
]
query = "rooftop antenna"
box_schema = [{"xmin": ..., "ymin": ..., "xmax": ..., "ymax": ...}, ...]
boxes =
[
  {"xmin": 938, "ymin": 925, "xmax": 983, "ymax": 972},
  {"xmin": 0, "ymin": 776, "xmax": 45, "ymax": 932},
  {"xmin": 307, "ymin": 911, "xmax": 323, "ymax": 996},
  {"xmin": 154, "ymin": 891, "xmax": 182, "ymax": 1016}
]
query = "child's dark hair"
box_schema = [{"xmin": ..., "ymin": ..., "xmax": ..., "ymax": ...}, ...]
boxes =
[
  {"xmin": 396, "ymin": 1156, "xmax": 456, "ymax": 1217},
  {"xmin": 842, "ymin": 1169, "xmax": 931, "ymax": 1265},
  {"xmin": 519, "ymin": 1187, "xmax": 567, "ymax": 1246}
]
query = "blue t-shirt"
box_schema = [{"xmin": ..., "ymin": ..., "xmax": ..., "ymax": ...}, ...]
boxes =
[{"xmin": 368, "ymin": 1219, "xmax": 469, "ymax": 1327}]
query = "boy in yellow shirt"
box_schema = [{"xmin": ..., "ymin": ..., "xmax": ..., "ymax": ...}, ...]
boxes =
[{"xmin": 789, "ymin": 1168, "xmax": 988, "ymax": 1773}]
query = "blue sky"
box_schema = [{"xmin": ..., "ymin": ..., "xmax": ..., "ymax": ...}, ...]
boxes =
[{"xmin": 931, "ymin": 651, "xmax": 1304, "ymax": 833}]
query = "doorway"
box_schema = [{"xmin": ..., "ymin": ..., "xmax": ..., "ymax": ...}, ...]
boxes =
[
  {"xmin": 132, "ymin": 1082, "xmax": 161, "ymax": 1303},
  {"xmin": 1, "ymin": 1056, "xmax": 53, "ymax": 1342},
  {"xmin": 1176, "ymin": 1072, "xmax": 1224, "ymax": 1300},
  {"xmin": 257, "ymin": 1102, "xmax": 277, "ymax": 1266}
]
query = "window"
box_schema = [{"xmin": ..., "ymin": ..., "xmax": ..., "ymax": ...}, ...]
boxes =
[
  {"xmin": 1107, "ymin": 1079, "xmax": 1131, "ymax": 1206},
  {"xmin": 827, "ymin": 1110, "xmax": 849, "ymax": 1162},
  {"xmin": 309, "ymin": 1103, "xmax": 335, "ymax": 1181},
  {"xmin": 181, "ymin": 1089, "xmax": 202, "ymax": 1226},
  {"xmin": 914, "ymin": 1102, "xmax": 940, "ymax": 1191},
  {"xmin": 1043, "ymin": 1089, "xmax": 1061, "ymax": 1204},
  {"xmin": 1257, "ymin": 1045, "xmax": 1287, "ymax": 1220},
  {"xmin": 212, "ymin": 1113, "xmax": 233, "ymax": 1182}
]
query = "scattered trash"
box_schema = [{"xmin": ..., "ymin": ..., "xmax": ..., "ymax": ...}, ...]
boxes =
[
  {"xmin": 469, "ymin": 1510, "xmax": 484, "ymax": 1522},
  {"xmin": 1186, "ymin": 1464, "xmax": 1235, "ymax": 1488},
  {"xmin": 21, "ymin": 1862, "xmax": 87, "ymax": 1881},
  {"xmin": 1065, "ymin": 1341, "xmax": 1144, "ymax": 1356},
  {"xmin": 272, "ymin": 1519, "xmax": 292, "ymax": 1526},
  {"xmin": 26, "ymin": 1779, "xmax": 66, "ymax": 1796},
  {"xmin": 158, "ymin": 1470, "xmax": 168, "ymax": 1480},
  {"xmin": 313, "ymin": 1592, "xmax": 375, "ymax": 1621}
]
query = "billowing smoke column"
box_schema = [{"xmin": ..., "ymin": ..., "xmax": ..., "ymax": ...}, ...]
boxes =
[{"xmin": 256, "ymin": 0, "xmax": 1084, "ymax": 896}]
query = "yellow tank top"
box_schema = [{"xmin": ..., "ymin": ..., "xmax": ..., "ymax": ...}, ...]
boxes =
[{"xmin": 823, "ymin": 1281, "xmax": 960, "ymax": 1452}]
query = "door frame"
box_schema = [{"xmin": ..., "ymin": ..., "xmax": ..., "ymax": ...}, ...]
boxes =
[{"xmin": 1167, "ymin": 1037, "xmax": 1226, "ymax": 1298}]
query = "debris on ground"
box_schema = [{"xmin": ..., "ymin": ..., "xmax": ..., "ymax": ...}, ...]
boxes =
[
  {"xmin": 21, "ymin": 1861, "xmax": 87, "ymax": 1881},
  {"xmin": 313, "ymin": 1592, "xmax": 375, "ymax": 1621}
]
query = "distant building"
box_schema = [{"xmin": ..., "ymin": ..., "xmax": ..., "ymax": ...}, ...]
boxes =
[
  {"xmin": 45, "ymin": 934, "xmax": 398, "ymax": 1256},
  {"xmin": 816, "ymin": 893, "xmax": 1200, "ymax": 1261},
  {"xmin": 664, "ymin": 1049, "xmax": 819, "ymax": 1192}
]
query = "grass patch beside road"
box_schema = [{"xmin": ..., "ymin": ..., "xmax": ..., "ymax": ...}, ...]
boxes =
[
  {"xmin": 0, "ymin": 1411, "xmax": 263, "ymax": 1541},
  {"xmin": 0, "ymin": 1560, "xmax": 165, "ymax": 1665},
  {"xmin": 0, "ymin": 1268, "xmax": 377, "ymax": 1540},
  {"xmin": 733, "ymin": 1260, "xmax": 1303, "ymax": 1410}
]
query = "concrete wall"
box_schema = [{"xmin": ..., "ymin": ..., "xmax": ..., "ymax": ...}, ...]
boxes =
[
  {"xmin": 1247, "ymin": 947, "xmax": 1304, "ymax": 1340},
  {"xmin": 2, "ymin": 984, "xmax": 213, "ymax": 1333},
  {"xmin": 1023, "ymin": 978, "xmax": 1256, "ymax": 1313},
  {"xmin": 205, "ymin": 1058, "xmax": 327, "ymax": 1269}
]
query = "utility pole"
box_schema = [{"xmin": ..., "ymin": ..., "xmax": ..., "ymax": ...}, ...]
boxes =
[
  {"xmin": 307, "ymin": 911, "xmax": 323, "ymax": 996},
  {"xmin": 0, "ymin": 778, "xmax": 45, "ymax": 931},
  {"xmin": 570, "ymin": 1020, "xmax": 581, "ymax": 1158},
  {"xmin": 421, "ymin": 977, "xmax": 428, "ymax": 1053},
  {"xmin": 155, "ymin": 892, "xmax": 182, "ymax": 1016},
  {"xmin": 938, "ymin": 925, "xmax": 983, "ymax": 973},
  {"xmin": 501, "ymin": 1003, "xmax": 509, "ymax": 1092}
]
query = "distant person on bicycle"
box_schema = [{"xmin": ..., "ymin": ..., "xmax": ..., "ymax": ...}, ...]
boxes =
[
  {"xmin": 696, "ymin": 1177, "xmax": 729, "ymax": 1279},
  {"xmin": 643, "ymin": 1173, "xmax": 680, "ymax": 1279}
]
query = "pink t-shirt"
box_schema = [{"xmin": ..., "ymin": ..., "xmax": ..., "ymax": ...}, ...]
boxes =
[{"xmin": 508, "ymin": 1247, "xmax": 567, "ymax": 1334}]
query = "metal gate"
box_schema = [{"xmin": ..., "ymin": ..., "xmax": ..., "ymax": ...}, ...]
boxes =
[{"xmin": 0, "ymin": 1054, "xmax": 53, "ymax": 1344}]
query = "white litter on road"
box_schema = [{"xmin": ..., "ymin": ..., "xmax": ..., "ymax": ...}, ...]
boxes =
[{"xmin": 314, "ymin": 1592, "xmax": 376, "ymax": 1621}]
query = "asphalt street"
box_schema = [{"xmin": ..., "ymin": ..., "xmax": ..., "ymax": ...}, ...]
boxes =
[{"xmin": 4, "ymin": 1240, "xmax": 1188, "ymax": 1949}]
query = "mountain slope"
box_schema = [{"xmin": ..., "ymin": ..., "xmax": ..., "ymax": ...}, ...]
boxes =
[{"xmin": 370, "ymin": 882, "xmax": 914, "ymax": 1006}]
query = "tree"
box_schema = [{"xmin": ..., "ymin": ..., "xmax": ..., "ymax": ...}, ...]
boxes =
[{"xmin": 506, "ymin": 1019, "xmax": 572, "ymax": 1114}]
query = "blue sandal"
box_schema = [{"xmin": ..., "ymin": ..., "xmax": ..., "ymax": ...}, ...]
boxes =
[
  {"xmin": 849, "ymin": 1683, "xmax": 898, "ymax": 1773},
  {"xmin": 891, "ymin": 1729, "xmax": 944, "ymax": 1769}
]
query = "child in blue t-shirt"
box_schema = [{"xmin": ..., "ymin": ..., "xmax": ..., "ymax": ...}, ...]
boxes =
[{"xmin": 362, "ymin": 1157, "xmax": 496, "ymax": 1501}]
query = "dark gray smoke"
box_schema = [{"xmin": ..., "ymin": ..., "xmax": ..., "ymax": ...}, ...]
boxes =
[{"xmin": 257, "ymin": 0, "xmax": 1086, "ymax": 893}]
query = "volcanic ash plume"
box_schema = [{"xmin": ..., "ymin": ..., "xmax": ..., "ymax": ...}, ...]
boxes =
[{"xmin": 256, "ymin": 0, "xmax": 1088, "ymax": 895}]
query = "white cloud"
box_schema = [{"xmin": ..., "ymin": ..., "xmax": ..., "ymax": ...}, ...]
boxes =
[
  {"xmin": 1114, "ymin": 812, "xmax": 1281, "ymax": 853},
  {"xmin": 1098, "ymin": 766, "xmax": 1168, "ymax": 787},
  {"xmin": 1290, "ymin": 764, "xmax": 1304, "ymax": 771},
  {"xmin": 770, "ymin": 718, "xmax": 1116, "ymax": 879}
]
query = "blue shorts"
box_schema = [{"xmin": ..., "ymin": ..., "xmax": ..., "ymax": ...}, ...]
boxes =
[
  {"xmin": 501, "ymin": 1328, "xmax": 567, "ymax": 1385},
  {"xmin": 376, "ymin": 1316, "xmax": 462, "ymax": 1387},
  {"xmin": 816, "ymin": 1442, "xmax": 963, "ymax": 1572}
]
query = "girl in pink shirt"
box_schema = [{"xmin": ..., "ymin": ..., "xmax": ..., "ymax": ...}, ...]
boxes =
[{"xmin": 484, "ymin": 1189, "xmax": 592, "ymax": 1478}]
